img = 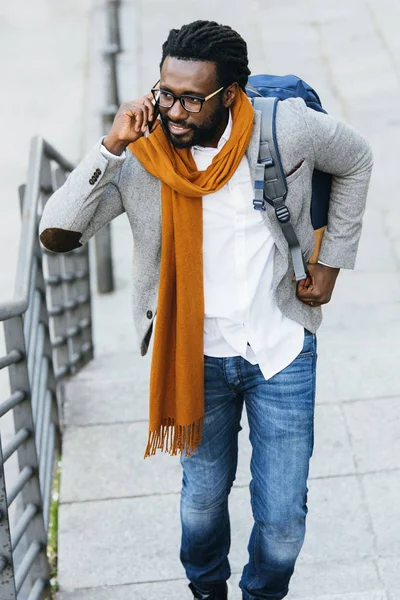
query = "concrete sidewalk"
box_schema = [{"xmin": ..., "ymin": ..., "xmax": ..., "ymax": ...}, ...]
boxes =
[{"xmin": 57, "ymin": 1, "xmax": 400, "ymax": 599}]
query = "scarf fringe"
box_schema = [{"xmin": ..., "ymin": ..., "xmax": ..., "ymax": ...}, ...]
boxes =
[{"xmin": 144, "ymin": 416, "xmax": 204, "ymax": 459}]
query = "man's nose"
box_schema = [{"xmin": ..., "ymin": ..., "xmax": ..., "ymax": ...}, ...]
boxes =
[{"xmin": 168, "ymin": 98, "xmax": 187, "ymax": 121}]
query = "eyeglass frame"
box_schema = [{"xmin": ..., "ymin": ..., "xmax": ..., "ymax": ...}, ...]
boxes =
[{"xmin": 151, "ymin": 80, "xmax": 225, "ymax": 113}]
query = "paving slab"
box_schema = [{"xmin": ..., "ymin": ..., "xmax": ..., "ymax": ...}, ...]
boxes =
[
  {"xmin": 344, "ymin": 397, "xmax": 400, "ymax": 473},
  {"xmin": 64, "ymin": 378, "xmax": 150, "ymax": 426},
  {"xmin": 379, "ymin": 558, "xmax": 400, "ymax": 594},
  {"xmin": 320, "ymin": 302, "xmax": 400, "ymax": 335},
  {"xmin": 58, "ymin": 494, "xmax": 184, "ymax": 589},
  {"xmin": 71, "ymin": 350, "xmax": 151, "ymax": 383},
  {"xmin": 232, "ymin": 412, "xmax": 251, "ymax": 488},
  {"xmin": 285, "ymin": 559, "xmax": 383, "ymax": 598},
  {"xmin": 60, "ymin": 422, "xmax": 181, "ymax": 502},
  {"xmin": 59, "ymin": 579, "xmax": 190, "ymax": 600},
  {"xmin": 315, "ymin": 330, "xmax": 400, "ymax": 403},
  {"xmin": 315, "ymin": 352, "xmax": 338, "ymax": 405},
  {"xmin": 323, "ymin": 271, "xmax": 400, "ymax": 309},
  {"xmin": 309, "ymin": 403, "xmax": 356, "ymax": 478},
  {"xmin": 354, "ymin": 209, "xmax": 398, "ymax": 273},
  {"xmin": 315, "ymin": 327, "xmax": 400, "ymax": 405},
  {"xmin": 362, "ymin": 471, "xmax": 400, "ymax": 557},
  {"xmin": 311, "ymin": 594, "xmax": 388, "ymax": 600},
  {"xmin": 394, "ymin": 240, "xmax": 400, "ymax": 271},
  {"xmin": 299, "ymin": 476, "xmax": 375, "ymax": 563}
]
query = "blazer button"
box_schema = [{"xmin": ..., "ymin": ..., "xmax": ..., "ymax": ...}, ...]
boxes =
[
  {"xmin": 146, "ymin": 310, "xmax": 153, "ymax": 319},
  {"xmin": 96, "ymin": 168, "xmax": 101, "ymax": 175},
  {"xmin": 89, "ymin": 178, "xmax": 94, "ymax": 185}
]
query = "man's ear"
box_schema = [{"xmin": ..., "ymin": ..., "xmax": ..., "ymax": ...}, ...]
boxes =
[{"xmin": 223, "ymin": 83, "xmax": 239, "ymax": 108}]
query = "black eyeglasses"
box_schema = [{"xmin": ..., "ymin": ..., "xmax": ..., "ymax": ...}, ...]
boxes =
[{"xmin": 151, "ymin": 81, "xmax": 224, "ymax": 113}]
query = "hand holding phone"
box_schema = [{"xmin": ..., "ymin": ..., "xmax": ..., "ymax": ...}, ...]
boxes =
[{"xmin": 103, "ymin": 92, "xmax": 160, "ymax": 155}]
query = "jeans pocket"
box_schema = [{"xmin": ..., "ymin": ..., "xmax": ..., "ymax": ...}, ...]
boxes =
[{"xmin": 298, "ymin": 329, "xmax": 316, "ymax": 358}]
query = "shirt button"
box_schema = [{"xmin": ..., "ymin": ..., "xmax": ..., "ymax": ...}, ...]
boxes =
[{"xmin": 146, "ymin": 310, "xmax": 153, "ymax": 319}]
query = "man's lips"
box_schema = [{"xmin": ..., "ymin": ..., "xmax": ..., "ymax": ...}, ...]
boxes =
[{"xmin": 167, "ymin": 122, "xmax": 192, "ymax": 136}]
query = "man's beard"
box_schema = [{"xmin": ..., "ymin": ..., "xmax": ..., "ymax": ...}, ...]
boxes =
[{"xmin": 160, "ymin": 102, "xmax": 225, "ymax": 149}]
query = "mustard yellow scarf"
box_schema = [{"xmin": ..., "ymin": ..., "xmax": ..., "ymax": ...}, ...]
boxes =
[{"xmin": 129, "ymin": 90, "xmax": 254, "ymax": 457}]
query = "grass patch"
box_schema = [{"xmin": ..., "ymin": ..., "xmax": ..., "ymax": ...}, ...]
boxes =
[{"xmin": 46, "ymin": 457, "xmax": 61, "ymax": 598}]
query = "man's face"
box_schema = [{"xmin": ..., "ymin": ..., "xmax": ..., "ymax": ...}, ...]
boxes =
[{"xmin": 158, "ymin": 57, "xmax": 228, "ymax": 149}]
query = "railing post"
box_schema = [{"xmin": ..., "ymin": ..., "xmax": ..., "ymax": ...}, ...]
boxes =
[
  {"xmin": 18, "ymin": 184, "xmax": 26, "ymax": 215},
  {"xmin": 97, "ymin": 35, "xmax": 118, "ymax": 294},
  {"xmin": 94, "ymin": 0, "xmax": 122, "ymax": 294},
  {"xmin": 94, "ymin": 225, "xmax": 115, "ymax": 294},
  {"xmin": 0, "ymin": 433, "xmax": 17, "ymax": 600},
  {"xmin": 3, "ymin": 317, "xmax": 50, "ymax": 597},
  {"xmin": 106, "ymin": 0, "xmax": 121, "ymax": 52}
]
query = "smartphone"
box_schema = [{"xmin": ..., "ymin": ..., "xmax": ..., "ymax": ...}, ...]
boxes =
[{"xmin": 144, "ymin": 96, "xmax": 159, "ymax": 137}]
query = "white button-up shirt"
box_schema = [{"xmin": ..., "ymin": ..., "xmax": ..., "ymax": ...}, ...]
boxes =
[{"xmin": 192, "ymin": 113, "xmax": 304, "ymax": 380}]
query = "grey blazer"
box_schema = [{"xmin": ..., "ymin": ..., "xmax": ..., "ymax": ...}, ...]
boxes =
[{"xmin": 39, "ymin": 98, "xmax": 373, "ymax": 355}]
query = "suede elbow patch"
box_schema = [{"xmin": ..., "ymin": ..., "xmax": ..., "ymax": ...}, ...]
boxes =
[{"xmin": 40, "ymin": 228, "xmax": 82, "ymax": 253}]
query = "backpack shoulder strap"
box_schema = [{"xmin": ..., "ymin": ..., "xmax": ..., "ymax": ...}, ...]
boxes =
[
  {"xmin": 253, "ymin": 97, "xmax": 287, "ymax": 205},
  {"xmin": 252, "ymin": 97, "xmax": 308, "ymax": 281}
]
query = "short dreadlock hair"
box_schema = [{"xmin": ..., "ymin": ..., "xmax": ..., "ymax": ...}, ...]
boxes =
[{"xmin": 160, "ymin": 20, "xmax": 251, "ymax": 90}]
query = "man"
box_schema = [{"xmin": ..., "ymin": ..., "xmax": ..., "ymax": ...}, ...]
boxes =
[{"xmin": 39, "ymin": 20, "xmax": 373, "ymax": 600}]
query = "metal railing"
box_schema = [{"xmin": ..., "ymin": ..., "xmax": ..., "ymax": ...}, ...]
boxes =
[
  {"xmin": 95, "ymin": 0, "xmax": 122, "ymax": 294},
  {"xmin": 0, "ymin": 136, "xmax": 93, "ymax": 599}
]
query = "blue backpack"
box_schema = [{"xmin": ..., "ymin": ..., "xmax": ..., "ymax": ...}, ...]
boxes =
[{"xmin": 246, "ymin": 74, "xmax": 332, "ymax": 281}]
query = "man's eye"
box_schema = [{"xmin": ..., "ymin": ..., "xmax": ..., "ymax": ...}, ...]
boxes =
[
  {"xmin": 160, "ymin": 91, "xmax": 173, "ymax": 101},
  {"xmin": 185, "ymin": 96, "xmax": 201, "ymax": 105}
]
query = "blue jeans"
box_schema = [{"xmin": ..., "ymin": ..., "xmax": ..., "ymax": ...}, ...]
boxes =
[{"xmin": 180, "ymin": 330, "xmax": 317, "ymax": 600}]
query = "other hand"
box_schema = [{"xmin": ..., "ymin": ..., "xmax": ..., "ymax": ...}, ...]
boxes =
[{"xmin": 296, "ymin": 263, "xmax": 340, "ymax": 307}]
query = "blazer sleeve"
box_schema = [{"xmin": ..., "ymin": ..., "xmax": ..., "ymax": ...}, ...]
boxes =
[
  {"xmin": 301, "ymin": 103, "xmax": 373, "ymax": 269},
  {"xmin": 39, "ymin": 139, "xmax": 126, "ymax": 252}
]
